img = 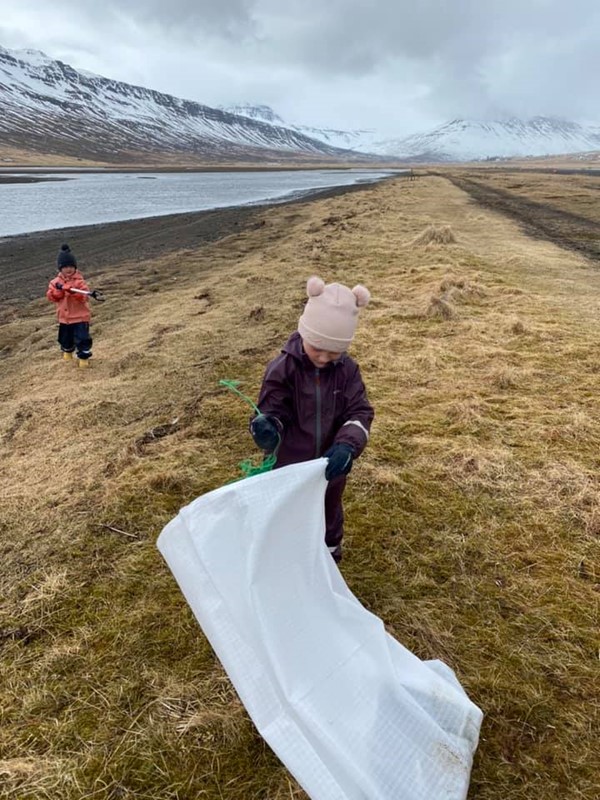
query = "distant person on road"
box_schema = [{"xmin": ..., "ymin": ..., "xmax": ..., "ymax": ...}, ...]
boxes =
[
  {"xmin": 250, "ymin": 275, "xmax": 374, "ymax": 563},
  {"xmin": 46, "ymin": 243, "xmax": 93, "ymax": 368}
]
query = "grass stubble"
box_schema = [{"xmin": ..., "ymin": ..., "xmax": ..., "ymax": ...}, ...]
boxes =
[{"xmin": 0, "ymin": 173, "xmax": 599, "ymax": 799}]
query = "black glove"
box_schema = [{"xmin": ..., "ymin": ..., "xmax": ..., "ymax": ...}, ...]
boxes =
[
  {"xmin": 54, "ymin": 282, "xmax": 64, "ymax": 291},
  {"xmin": 250, "ymin": 415, "xmax": 280, "ymax": 452},
  {"xmin": 324, "ymin": 443, "xmax": 354, "ymax": 480}
]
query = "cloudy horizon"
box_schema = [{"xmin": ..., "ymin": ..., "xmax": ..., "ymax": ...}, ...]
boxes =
[{"xmin": 1, "ymin": 0, "xmax": 599, "ymax": 138}]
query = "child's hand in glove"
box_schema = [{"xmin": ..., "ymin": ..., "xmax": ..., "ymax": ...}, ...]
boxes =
[
  {"xmin": 324, "ymin": 443, "xmax": 354, "ymax": 480},
  {"xmin": 250, "ymin": 415, "xmax": 280, "ymax": 452}
]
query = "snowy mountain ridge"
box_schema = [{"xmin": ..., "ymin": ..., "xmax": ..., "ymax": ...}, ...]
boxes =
[
  {"xmin": 221, "ymin": 103, "xmax": 379, "ymax": 153},
  {"xmin": 374, "ymin": 117, "xmax": 600, "ymax": 161},
  {"xmin": 0, "ymin": 46, "xmax": 369, "ymax": 163},
  {"xmin": 1, "ymin": 45, "xmax": 598, "ymax": 164},
  {"xmin": 224, "ymin": 104, "xmax": 600, "ymax": 162}
]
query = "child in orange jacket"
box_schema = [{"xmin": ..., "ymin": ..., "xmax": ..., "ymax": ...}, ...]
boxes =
[{"xmin": 46, "ymin": 244, "xmax": 93, "ymax": 367}]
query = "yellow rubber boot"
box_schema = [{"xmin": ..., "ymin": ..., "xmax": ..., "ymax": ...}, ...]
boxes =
[
  {"xmin": 63, "ymin": 351, "xmax": 73, "ymax": 361},
  {"xmin": 78, "ymin": 358, "xmax": 90, "ymax": 369}
]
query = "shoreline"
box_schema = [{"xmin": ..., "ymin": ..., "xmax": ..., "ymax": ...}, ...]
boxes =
[
  {"xmin": 0, "ymin": 163, "xmax": 400, "ymax": 175},
  {"xmin": 0, "ymin": 177, "xmax": 392, "ymax": 308},
  {"xmin": 0, "ymin": 175, "xmax": 69, "ymax": 184}
]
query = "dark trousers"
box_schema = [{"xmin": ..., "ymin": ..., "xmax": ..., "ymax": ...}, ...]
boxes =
[
  {"xmin": 325, "ymin": 475, "xmax": 346, "ymax": 562},
  {"xmin": 58, "ymin": 322, "xmax": 92, "ymax": 359}
]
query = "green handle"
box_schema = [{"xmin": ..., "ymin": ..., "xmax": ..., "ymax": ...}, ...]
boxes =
[
  {"xmin": 219, "ymin": 379, "xmax": 261, "ymax": 415},
  {"xmin": 219, "ymin": 379, "xmax": 276, "ymax": 481}
]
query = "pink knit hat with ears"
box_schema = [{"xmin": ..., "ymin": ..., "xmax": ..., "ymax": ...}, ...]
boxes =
[{"xmin": 298, "ymin": 276, "xmax": 371, "ymax": 352}]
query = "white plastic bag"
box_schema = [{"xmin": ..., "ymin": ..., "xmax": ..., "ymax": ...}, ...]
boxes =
[{"xmin": 157, "ymin": 458, "xmax": 482, "ymax": 799}]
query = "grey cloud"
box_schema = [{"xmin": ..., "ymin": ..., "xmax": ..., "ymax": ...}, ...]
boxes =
[
  {"xmin": 298, "ymin": 1, "xmax": 592, "ymax": 63},
  {"xmin": 3, "ymin": 0, "xmax": 600, "ymax": 129},
  {"xmin": 250, "ymin": 0, "xmax": 600, "ymax": 119},
  {"xmin": 255, "ymin": 1, "xmax": 525, "ymax": 73},
  {"xmin": 54, "ymin": 0, "xmax": 257, "ymax": 39}
]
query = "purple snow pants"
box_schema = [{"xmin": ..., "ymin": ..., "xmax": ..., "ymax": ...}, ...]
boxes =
[{"xmin": 325, "ymin": 475, "xmax": 346, "ymax": 562}]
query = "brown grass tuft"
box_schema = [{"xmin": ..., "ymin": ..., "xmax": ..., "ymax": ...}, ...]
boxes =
[
  {"xmin": 411, "ymin": 224, "xmax": 457, "ymax": 246},
  {"xmin": 439, "ymin": 274, "xmax": 487, "ymax": 304},
  {"xmin": 426, "ymin": 295, "xmax": 455, "ymax": 319},
  {"xmin": 489, "ymin": 366, "xmax": 519, "ymax": 390}
]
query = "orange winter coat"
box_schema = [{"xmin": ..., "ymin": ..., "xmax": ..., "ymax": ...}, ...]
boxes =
[{"xmin": 46, "ymin": 270, "xmax": 91, "ymax": 324}]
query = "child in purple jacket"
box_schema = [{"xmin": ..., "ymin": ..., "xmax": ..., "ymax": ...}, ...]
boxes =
[{"xmin": 251, "ymin": 275, "xmax": 374, "ymax": 562}]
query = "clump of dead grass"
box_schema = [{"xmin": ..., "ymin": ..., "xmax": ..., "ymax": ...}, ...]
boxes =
[
  {"xmin": 411, "ymin": 224, "xmax": 456, "ymax": 246},
  {"xmin": 489, "ymin": 365, "xmax": 520, "ymax": 390},
  {"xmin": 422, "ymin": 270, "xmax": 487, "ymax": 320},
  {"xmin": 510, "ymin": 318, "xmax": 527, "ymax": 335},
  {"xmin": 439, "ymin": 274, "xmax": 487, "ymax": 303},
  {"xmin": 426, "ymin": 295, "xmax": 455, "ymax": 319}
]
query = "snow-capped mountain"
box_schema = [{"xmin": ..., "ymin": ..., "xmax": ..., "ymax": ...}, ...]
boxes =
[
  {"xmin": 221, "ymin": 105, "xmax": 600, "ymax": 162},
  {"xmin": 370, "ymin": 118, "xmax": 600, "ymax": 162},
  {"xmin": 3, "ymin": 46, "xmax": 596, "ymax": 165},
  {"xmin": 221, "ymin": 104, "xmax": 286, "ymax": 126},
  {"xmin": 0, "ymin": 47, "xmax": 368, "ymax": 163},
  {"xmin": 221, "ymin": 104, "xmax": 379, "ymax": 153}
]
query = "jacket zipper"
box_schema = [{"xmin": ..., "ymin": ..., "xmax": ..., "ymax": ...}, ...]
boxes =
[{"xmin": 315, "ymin": 368, "xmax": 322, "ymax": 457}]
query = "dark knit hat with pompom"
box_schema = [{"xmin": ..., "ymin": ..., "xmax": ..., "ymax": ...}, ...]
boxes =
[{"xmin": 57, "ymin": 243, "xmax": 77, "ymax": 269}]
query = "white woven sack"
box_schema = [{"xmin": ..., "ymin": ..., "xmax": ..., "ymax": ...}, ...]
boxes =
[{"xmin": 157, "ymin": 458, "xmax": 482, "ymax": 799}]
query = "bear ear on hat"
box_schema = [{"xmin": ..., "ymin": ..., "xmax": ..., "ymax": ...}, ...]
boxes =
[
  {"xmin": 352, "ymin": 284, "xmax": 370, "ymax": 308},
  {"xmin": 306, "ymin": 276, "xmax": 325, "ymax": 297}
]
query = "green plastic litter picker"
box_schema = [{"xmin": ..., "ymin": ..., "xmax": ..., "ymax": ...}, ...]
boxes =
[{"xmin": 219, "ymin": 380, "xmax": 278, "ymax": 480}]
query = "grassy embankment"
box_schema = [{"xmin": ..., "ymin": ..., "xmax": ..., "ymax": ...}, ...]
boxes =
[{"xmin": 1, "ymin": 173, "xmax": 598, "ymax": 799}]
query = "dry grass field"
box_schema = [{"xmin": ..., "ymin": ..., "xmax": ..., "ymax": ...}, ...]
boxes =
[
  {"xmin": 1, "ymin": 173, "xmax": 599, "ymax": 799},
  {"xmin": 477, "ymin": 153, "xmax": 600, "ymax": 169},
  {"xmin": 439, "ymin": 169, "xmax": 600, "ymax": 264},
  {"xmin": 0, "ymin": 145, "xmax": 106, "ymax": 168},
  {"xmin": 446, "ymin": 168, "xmax": 600, "ymax": 224}
]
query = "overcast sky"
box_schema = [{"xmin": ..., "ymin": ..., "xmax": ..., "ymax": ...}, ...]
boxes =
[{"xmin": 1, "ymin": 0, "xmax": 599, "ymax": 136}]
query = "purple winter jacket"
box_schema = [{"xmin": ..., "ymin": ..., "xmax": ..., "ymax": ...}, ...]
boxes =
[{"xmin": 255, "ymin": 332, "xmax": 374, "ymax": 468}]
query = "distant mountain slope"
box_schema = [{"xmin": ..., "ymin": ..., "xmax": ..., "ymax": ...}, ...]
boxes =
[
  {"xmin": 4, "ymin": 46, "xmax": 595, "ymax": 165},
  {"xmin": 370, "ymin": 118, "xmax": 600, "ymax": 162},
  {"xmin": 221, "ymin": 103, "xmax": 379, "ymax": 153},
  {"xmin": 0, "ymin": 47, "xmax": 366, "ymax": 163},
  {"xmin": 224, "ymin": 105, "xmax": 600, "ymax": 163}
]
